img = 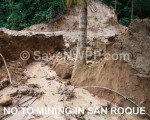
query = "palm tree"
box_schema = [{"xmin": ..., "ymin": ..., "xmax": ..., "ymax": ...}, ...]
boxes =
[{"xmin": 66, "ymin": 0, "xmax": 90, "ymax": 77}]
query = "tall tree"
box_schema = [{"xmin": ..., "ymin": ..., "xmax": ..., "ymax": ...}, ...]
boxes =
[
  {"xmin": 131, "ymin": 0, "xmax": 134, "ymax": 20},
  {"xmin": 115, "ymin": 0, "xmax": 117, "ymax": 10},
  {"xmin": 66, "ymin": 0, "xmax": 90, "ymax": 77}
]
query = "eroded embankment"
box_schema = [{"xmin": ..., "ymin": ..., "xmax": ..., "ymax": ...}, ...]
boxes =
[
  {"xmin": 0, "ymin": 28, "xmax": 64, "ymax": 67},
  {"xmin": 72, "ymin": 19, "xmax": 150, "ymax": 116},
  {"xmin": 0, "ymin": 28, "xmax": 64, "ymax": 84}
]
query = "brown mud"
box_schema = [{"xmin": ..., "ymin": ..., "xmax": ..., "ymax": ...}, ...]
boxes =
[{"xmin": 0, "ymin": 1, "xmax": 149, "ymax": 120}]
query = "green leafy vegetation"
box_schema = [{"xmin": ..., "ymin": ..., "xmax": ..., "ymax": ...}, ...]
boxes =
[
  {"xmin": 0, "ymin": 0, "xmax": 66, "ymax": 30},
  {"xmin": 0, "ymin": 0, "xmax": 149, "ymax": 30},
  {"xmin": 102, "ymin": 0, "xmax": 150, "ymax": 26}
]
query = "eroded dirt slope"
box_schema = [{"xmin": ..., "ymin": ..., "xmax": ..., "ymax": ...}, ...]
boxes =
[
  {"xmin": 23, "ymin": 0, "xmax": 125, "ymax": 37},
  {"xmin": 0, "ymin": 1, "xmax": 149, "ymax": 120},
  {"xmin": 72, "ymin": 19, "xmax": 150, "ymax": 116}
]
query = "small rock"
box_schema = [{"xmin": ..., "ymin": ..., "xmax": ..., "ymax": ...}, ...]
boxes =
[
  {"xmin": 87, "ymin": 61, "xmax": 95, "ymax": 65},
  {"xmin": 1, "ymin": 78, "xmax": 10, "ymax": 87},
  {"xmin": 33, "ymin": 75, "xmax": 37, "ymax": 78},
  {"xmin": 28, "ymin": 84, "xmax": 39, "ymax": 88},
  {"xmin": 34, "ymin": 91, "xmax": 44, "ymax": 97},
  {"xmin": 58, "ymin": 95, "xmax": 67, "ymax": 101},
  {"xmin": 27, "ymin": 75, "xmax": 31, "ymax": 79},
  {"xmin": 9, "ymin": 89, "xmax": 18, "ymax": 97},
  {"xmin": 17, "ymin": 62, "xmax": 22, "ymax": 66},
  {"xmin": 64, "ymin": 81, "xmax": 71, "ymax": 86},
  {"xmin": 44, "ymin": 61, "xmax": 49, "ymax": 65},
  {"xmin": 18, "ymin": 95, "xmax": 22, "ymax": 98},
  {"xmin": 41, "ymin": 61, "xmax": 48, "ymax": 67},
  {"xmin": 0, "ymin": 78, "xmax": 10, "ymax": 90},
  {"xmin": 46, "ymin": 76, "xmax": 55, "ymax": 80},
  {"xmin": 0, "ymin": 84, "xmax": 3, "ymax": 90},
  {"xmin": 28, "ymin": 89, "xmax": 35, "ymax": 96},
  {"xmin": 21, "ymin": 71, "xmax": 27, "ymax": 77},
  {"xmin": 19, "ymin": 89, "xmax": 29, "ymax": 95},
  {"xmin": 0, "ymin": 95, "xmax": 12, "ymax": 106},
  {"xmin": 12, "ymin": 99, "xmax": 19, "ymax": 105},
  {"xmin": 41, "ymin": 65, "xmax": 44, "ymax": 67}
]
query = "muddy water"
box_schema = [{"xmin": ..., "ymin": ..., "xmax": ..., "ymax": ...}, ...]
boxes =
[{"xmin": 4, "ymin": 62, "xmax": 139, "ymax": 120}]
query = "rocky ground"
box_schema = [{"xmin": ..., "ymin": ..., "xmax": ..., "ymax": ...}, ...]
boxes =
[{"xmin": 0, "ymin": 62, "xmax": 141, "ymax": 120}]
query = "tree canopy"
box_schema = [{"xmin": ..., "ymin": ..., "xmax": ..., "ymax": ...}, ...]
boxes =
[{"xmin": 0, "ymin": 0, "xmax": 149, "ymax": 30}]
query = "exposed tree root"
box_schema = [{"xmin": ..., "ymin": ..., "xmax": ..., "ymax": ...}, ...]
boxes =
[{"xmin": 0, "ymin": 53, "xmax": 12, "ymax": 84}]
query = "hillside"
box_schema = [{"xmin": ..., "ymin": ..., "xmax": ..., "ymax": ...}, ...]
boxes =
[{"xmin": 0, "ymin": 1, "xmax": 150, "ymax": 120}]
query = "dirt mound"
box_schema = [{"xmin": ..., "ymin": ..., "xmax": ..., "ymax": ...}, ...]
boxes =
[
  {"xmin": 23, "ymin": 0, "xmax": 125, "ymax": 37},
  {"xmin": 72, "ymin": 19, "xmax": 150, "ymax": 116}
]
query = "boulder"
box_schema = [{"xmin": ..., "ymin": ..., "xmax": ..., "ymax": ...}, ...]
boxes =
[
  {"xmin": 0, "ymin": 95, "xmax": 12, "ymax": 106},
  {"xmin": 53, "ymin": 60, "xmax": 73, "ymax": 79},
  {"xmin": 0, "ymin": 78, "xmax": 10, "ymax": 90}
]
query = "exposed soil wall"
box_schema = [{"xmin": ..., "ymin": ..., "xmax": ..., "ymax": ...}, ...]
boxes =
[
  {"xmin": 72, "ymin": 19, "xmax": 150, "ymax": 115},
  {"xmin": 72, "ymin": 60, "xmax": 150, "ymax": 113},
  {"xmin": 0, "ymin": 29, "xmax": 64, "ymax": 67}
]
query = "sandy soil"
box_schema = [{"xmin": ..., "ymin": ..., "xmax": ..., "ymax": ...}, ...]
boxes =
[
  {"xmin": 0, "ymin": 1, "xmax": 149, "ymax": 120},
  {"xmin": 1, "ymin": 62, "xmax": 140, "ymax": 120}
]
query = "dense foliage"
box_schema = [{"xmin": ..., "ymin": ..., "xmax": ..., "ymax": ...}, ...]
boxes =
[
  {"xmin": 0, "ymin": 0, "xmax": 66, "ymax": 30},
  {"xmin": 0, "ymin": 0, "xmax": 149, "ymax": 30},
  {"xmin": 102, "ymin": 0, "xmax": 150, "ymax": 26}
]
